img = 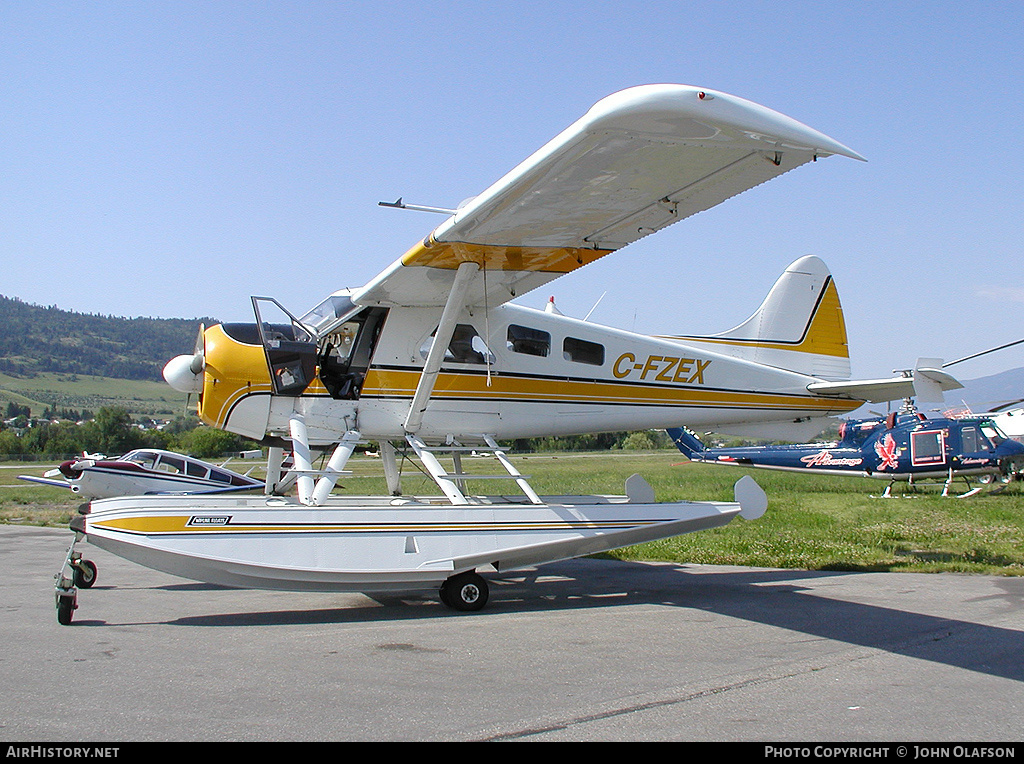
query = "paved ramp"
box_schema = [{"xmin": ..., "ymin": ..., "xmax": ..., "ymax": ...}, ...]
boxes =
[{"xmin": 3, "ymin": 525, "xmax": 1022, "ymax": 741}]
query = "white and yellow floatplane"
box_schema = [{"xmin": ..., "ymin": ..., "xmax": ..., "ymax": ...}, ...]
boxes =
[{"xmin": 55, "ymin": 84, "xmax": 957, "ymax": 623}]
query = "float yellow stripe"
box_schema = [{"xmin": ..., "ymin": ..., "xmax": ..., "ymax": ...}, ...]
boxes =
[{"xmin": 91, "ymin": 517, "xmax": 651, "ymax": 535}]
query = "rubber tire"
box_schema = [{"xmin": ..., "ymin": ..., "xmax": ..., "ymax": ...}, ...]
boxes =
[
  {"xmin": 56, "ymin": 594, "xmax": 75, "ymax": 626},
  {"xmin": 73, "ymin": 559, "xmax": 97, "ymax": 589},
  {"xmin": 440, "ymin": 572, "xmax": 489, "ymax": 612}
]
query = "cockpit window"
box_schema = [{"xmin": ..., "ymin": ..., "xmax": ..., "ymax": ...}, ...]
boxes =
[
  {"xmin": 840, "ymin": 421, "xmax": 882, "ymax": 447},
  {"xmin": 124, "ymin": 451, "xmax": 157, "ymax": 470},
  {"xmin": 981, "ymin": 421, "xmax": 1006, "ymax": 446},
  {"xmin": 300, "ymin": 294, "xmax": 360, "ymax": 336},
  {"xmin": 323, "ymin": 320, "xmax": 361, "ymax": 364}
]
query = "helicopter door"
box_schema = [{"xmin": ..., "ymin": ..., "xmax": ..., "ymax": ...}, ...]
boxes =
[
  {"xmin": 910, "ymin": 429, "xmax": 947, "ymax": 467},
  {"xmin": 252, "ymin": 297, "xmax": 318, "ymax": 396}
]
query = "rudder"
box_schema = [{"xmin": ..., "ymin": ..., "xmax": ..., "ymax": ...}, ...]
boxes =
[{"xmin": 669, "ymin": 255, "xmax": 850, "ymax": 380}]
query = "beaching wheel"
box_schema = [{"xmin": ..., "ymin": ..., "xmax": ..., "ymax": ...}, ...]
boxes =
[
  {"xmin": 56, "ymin": 592, "xmax": 77, "ymax": 626},
  {"xmin": 440, "ymin": 571, "xmax": 489, "ymax": 612}
]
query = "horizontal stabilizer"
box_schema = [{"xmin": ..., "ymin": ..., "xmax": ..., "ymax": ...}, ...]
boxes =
[{"xmin": 807, "ymin": 360, "xmax": 963, "ymax": 404}]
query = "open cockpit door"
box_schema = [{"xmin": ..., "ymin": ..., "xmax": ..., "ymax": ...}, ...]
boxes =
[
  {"xmin": 252, "ymin": 297, "xmax": 318, "ymax": 396},
  {"xmin": 299, "ymin": 291, "xmax": 389, "ymax": 400}
]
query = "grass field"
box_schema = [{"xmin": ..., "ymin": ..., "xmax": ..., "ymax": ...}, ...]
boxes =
[
  {"xmin": 3, "ymin": 449, "xmax": 1022, "ymax": 575},
  {"xmin": 0, "ymin": 371, "xmax": 188, "ymax": 417}
]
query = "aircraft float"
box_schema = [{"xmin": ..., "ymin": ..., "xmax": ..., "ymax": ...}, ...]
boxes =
[
  {"xmin": 54, "ymin": 84, "xmax": 963, "ymax": 624},
  {"xmin": 20, "ymin": 448, "xmax": 264, "ymax": 500},
  {"xmin": 669, "ymin": 408, "xmax": 1024, "ymax": 498}
]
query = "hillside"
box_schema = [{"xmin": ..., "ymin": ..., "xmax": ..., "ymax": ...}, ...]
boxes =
[
  {"xmin": 0, "ymin": 295, "xmax": 217, "ymax": 382},
  {"xmin": 953, "ymin": 366, "xmax": 1024, "ymax": 411}
]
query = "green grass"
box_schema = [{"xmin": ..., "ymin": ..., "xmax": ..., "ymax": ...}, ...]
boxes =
[
  {"xmin": 4, "ymin": 449, "xmax": 1023, "ymax": 575},
  {"xmin": 0, "ymin": 371, "xmax": 188, "ymax": 417}
]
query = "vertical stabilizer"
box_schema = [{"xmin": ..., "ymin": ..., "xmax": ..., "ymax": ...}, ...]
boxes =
[
  {"xmin": 666, "ymin": 427, "xmax": 707, "ymax": 459},
  {"xmin": 669, "ymin": 255, "xmax": 850, "ymax": 380}
]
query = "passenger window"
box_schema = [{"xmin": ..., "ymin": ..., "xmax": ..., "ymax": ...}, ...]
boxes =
[
  {"xmin": 157, "ymin": 456, "xmax": 185, "ymax": 474},
  {"xmin": 185, "ymin": 462, "xmax": 209, "ymax": 478},
  {"xmin": 507, "ymin": 325, "xmax": 550, "ymax": 357},
  {"xmin": 563, "ymin": 337, "xmax": 604, "ymax": 366},
  {"xmin": 420, "ymin": 324, "xmax": 494, "ymax": 365},
  {"xmin": 962, "ymin": 427, "xmax": 980, "ymax": 453}
]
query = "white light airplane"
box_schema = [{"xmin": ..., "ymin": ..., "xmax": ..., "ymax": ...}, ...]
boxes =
[
  {"xmin": 19, "ymin": 448, "xmax": 264, "ymax": 500},
  {"xmin": 54, "ymin": 84, "xmax": 960, "ymax": 624}
]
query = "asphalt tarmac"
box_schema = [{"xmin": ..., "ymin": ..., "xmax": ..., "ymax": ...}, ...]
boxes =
[{"xmin": 2, "ymin": 524, "xmax": 1023, "ymax": 743}]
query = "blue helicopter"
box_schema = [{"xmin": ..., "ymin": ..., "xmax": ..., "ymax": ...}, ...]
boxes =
[
  {"xmin": 668, "ymin": 408, "xmax": 1024, "ymax": 497},
  {"xmin": 669, "ymin": 339, "xmax": 1024, "ymax": 496}
]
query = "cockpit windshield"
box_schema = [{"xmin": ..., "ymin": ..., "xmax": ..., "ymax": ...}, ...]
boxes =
[
  {"xmin": 122, "ymin": 450, "xmax": 157, "ymax": 469},
  {"xmin": 300, "ymin": 293, "xmax": 362, "ymax": 337},
  {"xmin": 980, "ymin": 420, "xmax": 1008, "ymax": 446}
]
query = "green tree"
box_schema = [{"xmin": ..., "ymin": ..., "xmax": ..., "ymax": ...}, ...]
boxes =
[{"xmin": 175, "ymin": 426, "xmax": 249, "ymax": 458}]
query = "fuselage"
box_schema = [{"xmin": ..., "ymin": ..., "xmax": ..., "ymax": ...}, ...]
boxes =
[
  {"xmin": 57, "ymin": 449, "xmax": 264, "ymax": 499},
  {"xmin": 675, "ymin": 413, "xmax": 1024, "ymax": 481},
  {"xmin": 193, "ymin": 299, "xmax": 861, "ymax": 447}
]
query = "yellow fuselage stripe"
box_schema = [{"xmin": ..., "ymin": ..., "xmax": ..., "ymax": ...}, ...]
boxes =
[{"xmin": 362, "ymin": 368, "xmax": 860, "ymax": 413}]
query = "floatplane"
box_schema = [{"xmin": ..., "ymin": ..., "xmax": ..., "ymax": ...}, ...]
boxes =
[{"xmin": 55, "ymin": 84, "xmax": 959, "ymax": 624}]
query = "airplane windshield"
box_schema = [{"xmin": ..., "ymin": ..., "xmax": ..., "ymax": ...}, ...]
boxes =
[
  {"xmin": 122, "ymin": 451, "xmax": 157, "ymax": 469},
  {"xmin": 301, "ymin": 294, "xmax": 361, "ymax": 337}
]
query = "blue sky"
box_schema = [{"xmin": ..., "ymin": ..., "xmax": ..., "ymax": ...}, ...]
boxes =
[{"xmin": 3, "ymin": 1, "xmax": 1022, "ymax": 386}]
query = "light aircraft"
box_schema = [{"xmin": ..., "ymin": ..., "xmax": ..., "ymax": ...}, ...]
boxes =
[
  {"xmin": 19, "ymin": 448, "xmax": 264, "ymax": 500},
  {"xmin": 54, "ymin": 83, "xmax": 960, "ymax": 624},
  {"xmin": 668, "ymin": 406, "xmax": 1024, "ymax": 497}
]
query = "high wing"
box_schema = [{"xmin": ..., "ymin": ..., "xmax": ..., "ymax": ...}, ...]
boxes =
[{"xmin": 352, "ymin": 84, "xmax": 864, "ymax": 310}]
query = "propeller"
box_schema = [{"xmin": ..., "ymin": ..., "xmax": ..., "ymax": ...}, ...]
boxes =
[{"xmin": 163, "ymin": 323, "xmax": 206, "ymax": 397}]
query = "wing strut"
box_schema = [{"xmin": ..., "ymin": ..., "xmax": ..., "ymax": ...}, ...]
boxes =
[{"xmin": 404, "ymin": 260, "xmax": 479, "ymax": 434}]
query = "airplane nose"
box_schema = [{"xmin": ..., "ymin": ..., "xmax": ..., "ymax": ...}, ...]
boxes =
[{"xmin": 163, "ymin": 353, "xmax": 205, "ymax": 393}]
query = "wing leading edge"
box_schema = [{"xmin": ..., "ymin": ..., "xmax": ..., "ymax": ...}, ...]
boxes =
[{"xmin": 354, "ymin": 84, "xmax": 864, "ymax": 310}]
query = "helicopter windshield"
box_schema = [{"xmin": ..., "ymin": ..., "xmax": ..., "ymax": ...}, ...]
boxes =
[{"xmin": 980, "ymin": 420, "xmax": 1008, "ymax": 446}]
